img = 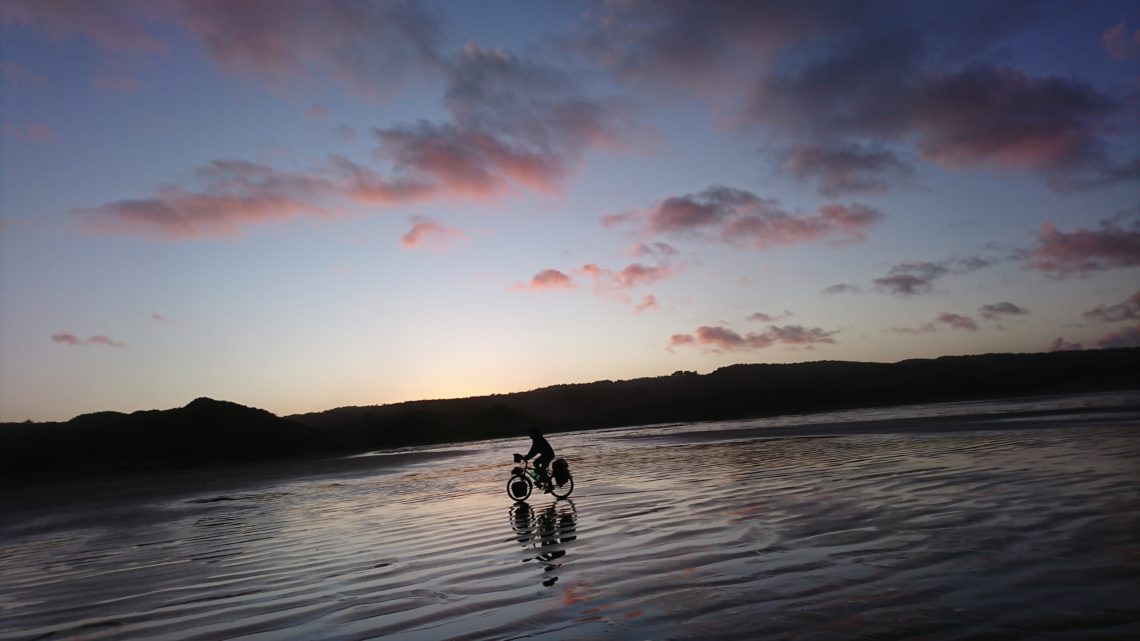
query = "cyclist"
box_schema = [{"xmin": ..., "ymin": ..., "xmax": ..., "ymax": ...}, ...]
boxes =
[{"xmin": 517, "ymin": 428, "xmax": 556, "ymax": 492}]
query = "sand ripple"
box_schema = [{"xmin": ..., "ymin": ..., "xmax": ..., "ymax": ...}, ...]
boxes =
[{"xmin": 2, "ymin": 392, "xmax": 1139, "ymax": 640}]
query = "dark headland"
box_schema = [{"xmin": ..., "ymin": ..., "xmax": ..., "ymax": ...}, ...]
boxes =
[{"xmin": 3, "ymin": 348, "xmax": 1139, "ymax": 484}]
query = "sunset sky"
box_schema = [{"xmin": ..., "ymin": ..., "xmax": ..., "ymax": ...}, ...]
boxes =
[{"xmin": 2, "ymin": 0, "xmax": 1138, "ymax": 422}]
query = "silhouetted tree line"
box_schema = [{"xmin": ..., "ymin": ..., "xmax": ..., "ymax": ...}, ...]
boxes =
[{"xmin": 3, "ymin": 348, "xmax": 1138, "ymax": 481}]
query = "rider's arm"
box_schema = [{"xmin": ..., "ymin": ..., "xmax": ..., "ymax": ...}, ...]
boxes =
[{"xmin": 523, "ymin": 439, "xmax": 539, "ymax": 460}]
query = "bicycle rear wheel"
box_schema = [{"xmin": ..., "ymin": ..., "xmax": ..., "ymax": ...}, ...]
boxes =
[
  {"xmin": 550, "ymin": 475, "xmax": 574, "ymax": 499},
  {"xmin": 507, "ymin": 474, "xmax": 532, "ymax": 501}
]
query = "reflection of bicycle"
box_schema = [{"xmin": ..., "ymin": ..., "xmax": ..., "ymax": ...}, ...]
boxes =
[{"xmin": 507, "ymin": 456, "xmax": 574, "ymax": 501}]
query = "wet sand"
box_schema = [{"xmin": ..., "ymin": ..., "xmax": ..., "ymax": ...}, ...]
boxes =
[{"xmin": 2, "ymin": 392, "xmax": 1139, "ymax": 640}]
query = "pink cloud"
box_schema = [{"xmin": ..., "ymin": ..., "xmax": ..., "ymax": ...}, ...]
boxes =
[
  {"xmin": 370, "ymin": 43, "xmax": 642, "ymax": 198},
  {"xmin": 1103, "ymin": 21, "xmax": 1140, "ymax": 60},
  {"xmin": 328, "ymin": 156, "xmax": 434, "ymax": 204},
  {"xmin": 666, "ymin": 333, "xmax": 696, "ymax": 352},
  {"xmin": 1083, "ymin": 290, "xmax": 1140, "ymax": 323},
  {"xmin": 514, "ymin": 269, "xmax": 575, "ymax": 292},
  {"xmin": 634, "ymin": 294, "xmax": 658, "ymax": 314},
  {"xmin": 935, "ymin": 312, "xmax": 978, "ymax": 331},
  {"xmin": 51, "ymin": 332, "xmax": 125, "ymax": 347},
  {"xmin": 77, "ymin": 156, "xmax": 445, "ymax": 239},
  {"xmin": 77, "ymin": 160, "xmax": 335, "ymax": 239},
  {"xmin": 375, "ymin": 123, "xmax": 566, "ymax": 196},
  {"xmin": 400, "ymin": 215, "xmax": 462, "ymax": 250},
  {"xmin": 910, "ymin": 67, "xmax": 1117, "ymax": 173},
  {"xmin": 669, "ymin": 323, "xmax": 836, "ymax": 353},
  {"xmin": 307, "ymin": 104, "xmax": 330, "ymax": 120},
  {"xmin": 614, "ymin": 185, "xmax": 883, "ymax": 249},
  {"xmin": 1095, "ymin": 324, "xmax": 1140, "ymax": 348},
  {"xmin": 577, "ymin": 260, "xmax": 680, "ymax": 301},
  {"xmin": 2, "ymin": 121, "xmax": 58, "ymax": 143},
  {"xmin": 1049, "ymin": 324, "xmax": 1140, "ymax": 352},
  {"xmin": 150, "ymin": 312, "xmax": 170, "ymax": 322},
  {"xmin": 1025, "ymin": 217, "xmax": 1140, "ymax": 276}
]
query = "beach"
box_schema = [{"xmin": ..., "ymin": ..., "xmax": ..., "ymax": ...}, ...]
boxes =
[{"xmin": 3, "ymin": 391, "xmax": 1139, "ymax": 640}]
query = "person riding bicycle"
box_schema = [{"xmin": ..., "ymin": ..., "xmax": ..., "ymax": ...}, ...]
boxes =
[{"xmin": 517, "ymin": 427, "xmax": 556, "ymax": 492}]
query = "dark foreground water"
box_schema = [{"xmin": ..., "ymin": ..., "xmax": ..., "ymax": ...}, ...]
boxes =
[{"xmin": 3, "ymin": 392, "xmax": 1139, "ymax": 640}]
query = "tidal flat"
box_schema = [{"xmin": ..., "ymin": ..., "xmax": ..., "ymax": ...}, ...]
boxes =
[{"xmin": 3, "ymin": 392, "xmax": 1139, "ymax": 640}]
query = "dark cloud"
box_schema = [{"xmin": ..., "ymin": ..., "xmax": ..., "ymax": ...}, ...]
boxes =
[
  {"xmin": 748, "ymin": 310, "xmax": 792, "ymax": 323},
  {"xmin": 1024, "ymin": 214, "xmax": 1140, "ymax": 276},
  {"xmin": 177, "ymin": 0, "xmax": 443, "ymax": 97},
  {"xmin": 892, "ymin": 311, "xmax": 979, "ymax": 334},
  {"xmin": 4, "ymin": 0, "xmax": 444, "ymax": 97},
  {"xmin": 668, "ymin": 323, "xmax": 836, "ymax": 352},
  {"xmin": 586, "ymin": 0, "xmax": 1132, "ymax": 193},
  {"xmin": 873, "ymin": 256, "xmax": 999, "ymax": 296},
  {"xmin": 51, "ymin": 332, "xmax": 125, "ymax": 347},
  {"xmin": 611, "ymin": 185, "xmax": 884, "ymax": 249},
  {"xmin": 1083, "ymin": 290, "xmax": 1140, "ymax": 323},
  {"xmin": 584, "ymin": 0, "xmax": 866, "ymax": 89},
  {"xmin": 1048, "ymin": 336, "xmax": 1083, "ymax": 351},
  {"xmin": 979, "ymin": 302, "xmax": 1030, "ymax": 320},
  {"xmin": 935, "ymin": 312, "xmax": 978, "ymax": 331},
  {"xmin": 779, "ymin": 142, "xmax": 916, "ymax": 196},
  {"xmin": 821, "ymin": 283, "xmax": 861, "ymax": 294}
]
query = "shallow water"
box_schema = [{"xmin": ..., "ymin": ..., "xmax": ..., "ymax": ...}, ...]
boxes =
[{"xmin": 3, "ymin": 392, "xmax": 1140, "ymax": 640}]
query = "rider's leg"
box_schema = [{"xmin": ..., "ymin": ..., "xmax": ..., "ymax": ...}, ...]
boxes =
[{"xmin": 534, "ymin": 454, "xmax": 552, "ymax": 488}]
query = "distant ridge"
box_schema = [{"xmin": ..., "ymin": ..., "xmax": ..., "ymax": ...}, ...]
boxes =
[
  {"xmin": 289, "ymin": 348, "xmax": 1140, "ymax": 448},
  {"xmin": 3, "ymin": 348, "xmax": 1139, "ymax": 481}
]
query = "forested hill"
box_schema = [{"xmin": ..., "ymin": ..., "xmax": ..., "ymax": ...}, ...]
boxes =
[{"xmin": 3, "ymin": 348, "xmax": 1139, "ymax": 481}]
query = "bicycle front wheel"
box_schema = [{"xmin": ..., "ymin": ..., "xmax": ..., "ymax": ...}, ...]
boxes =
[
  {"xmin": 550, "ymin": 475, "xmax": 574, "ymax": 499},
  {"xmin": 507, "ymin": 474, "xmax": 532, "ymax": 501}
]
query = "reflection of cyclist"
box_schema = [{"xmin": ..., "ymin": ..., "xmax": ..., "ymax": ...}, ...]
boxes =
[
  {"xmin": 517, "ymin": 428, "xmax": 556, "ymax": 492},
  {"xmin": 509, "ymin": 501, "xmax": 577, "ymax": 587}
]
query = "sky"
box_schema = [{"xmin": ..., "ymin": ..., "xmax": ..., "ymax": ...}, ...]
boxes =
[{"xmin": 1, "ymin": 0, "xmax": 1138, "ymax": 422}]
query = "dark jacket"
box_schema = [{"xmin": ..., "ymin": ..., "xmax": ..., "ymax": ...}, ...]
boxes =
[{"xmin": 525, "ymin": 433, "xmax": 555, "ymax": 461}]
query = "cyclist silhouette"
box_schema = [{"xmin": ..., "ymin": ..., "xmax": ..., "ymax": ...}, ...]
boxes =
[{"xmin": 517, "ymin": 428, "xmax": 555, "ymax": 492}]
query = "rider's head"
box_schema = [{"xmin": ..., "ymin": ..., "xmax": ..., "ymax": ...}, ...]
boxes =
[{"xmin": 528, "ymin": 427, "xmax": 542, "ymax": 439}]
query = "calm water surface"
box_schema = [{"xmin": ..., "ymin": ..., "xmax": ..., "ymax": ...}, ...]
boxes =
[{"xmin": 3, "ymin": 392, "xmax": 1139, "ymax": 640}]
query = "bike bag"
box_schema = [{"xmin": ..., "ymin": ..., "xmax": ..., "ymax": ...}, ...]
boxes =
[{"xmin": 552, "ymin": 458, "xmax": 570, "ymax": 485}]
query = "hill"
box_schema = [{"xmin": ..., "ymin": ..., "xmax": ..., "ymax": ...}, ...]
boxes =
[
  {"xmin": 3, "ymin": 348, "xmax": 1139, "ymax": 482},
  {"xmin": 0, "ymin": 397, "xmax": 333, "ymax": 481},
  {"xmin": 290, "ymin": 348, "xmax": 1140, "ymax": 446}
]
